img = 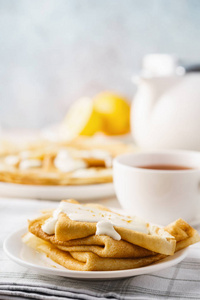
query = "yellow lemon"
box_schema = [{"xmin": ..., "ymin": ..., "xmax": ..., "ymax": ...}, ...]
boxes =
[
  {"xmin": 94, "ymin": 91, "xmax": 130, "ymax": 135},
  {"xmin": 61, "ymin": 97, "xmax": 102, "ymax": 139}
]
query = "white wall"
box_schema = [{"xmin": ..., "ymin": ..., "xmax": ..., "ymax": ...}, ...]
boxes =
[{"xmin": 0, "ymin": 0, "xmax": 200, "ymax": 128}]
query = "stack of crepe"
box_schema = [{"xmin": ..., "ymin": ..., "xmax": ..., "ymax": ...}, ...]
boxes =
[
  {"xmin": 0, "ymin": 137, "xmax": 134, "ymax": 186},
  {"xmin": 23, "ymin": 199, "xmax": 200, "ymax": 271}
]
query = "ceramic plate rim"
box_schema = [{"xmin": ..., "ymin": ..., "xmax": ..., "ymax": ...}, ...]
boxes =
[
  {"xmin": 0, "ymin": 181, "xmax": 113, "ymax": 190},
  {"xmin": 3, "ymin": 227, "xmax": 188, "ymax": 280},
  {"xmin": 0, "ymin": 181, "xmax": 114, "ymax": 201}
]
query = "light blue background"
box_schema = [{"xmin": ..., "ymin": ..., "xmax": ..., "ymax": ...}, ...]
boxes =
[{"xmin": 0, "ymin": 0, "xmax": 200, "ymax": 128}]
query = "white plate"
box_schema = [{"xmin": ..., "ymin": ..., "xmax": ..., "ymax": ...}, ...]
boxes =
[
  {"xmin": 0, "ymin": 182, "xmax": 114, "ymax": 201},
  {"xmin": 4, "ymin": 228, "xmax": 188, "ymax": 280}
]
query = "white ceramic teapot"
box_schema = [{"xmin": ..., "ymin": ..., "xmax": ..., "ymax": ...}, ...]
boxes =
[{"xmin": 131, "ymin": 54, "xmax": 200, "ymax": 150}]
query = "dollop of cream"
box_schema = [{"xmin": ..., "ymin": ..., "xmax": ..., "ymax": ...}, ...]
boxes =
[
  {"xmin": 42, "ymin": 217, "xmax": 57, "ymax": 235},
  {"xmin": 42, "ymin": 205, "xmax": 63, "ymax": 234},
  {"xmin": 96, "ymin": 220, "xmax": 121, "ymax": 240},
  {"xmin": 4, "ymin": 155, "xmax": 19, "ymax": 166},
  {"xmin": 54, "ymin": 149, "xmax": 87, "ymax": 173},
  {"xmin": 19, "ymin": 159, "xmax": 42, "ymax": 170},
  {"xmin": 75, "ymin": 149, "xmax": 113, "ymax": 168},
  {"xmin": 41, "ymin": 201, "xmax": 149, "ymax": 238}
]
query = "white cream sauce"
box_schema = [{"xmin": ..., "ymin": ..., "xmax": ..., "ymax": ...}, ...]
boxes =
[
  {"xmin": 96, "ymin": 220, "xmax": 121, "ymax": 240},
  {"xmin": 19, "ymin": 159, "xmax": 42, "ymax": 170},
  {"xmin": 75, "ymin": 149, "xmax": 113, "ymax": 168},
  {"xmin": 4, "ymin": 155, "xmax": 19, "ymax": 166},
  {"xmin": 41, "ymin": 201, "xmax": 148, "ymax": 240},
  {"xmin": 54, "ymin": 149, "xmax": 87, "ymax": 173}
]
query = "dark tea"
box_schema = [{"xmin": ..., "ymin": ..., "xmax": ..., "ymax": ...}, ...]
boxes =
[{"xmin": 137, "ymin": 164, "xmax": 193, "ymax": 170}]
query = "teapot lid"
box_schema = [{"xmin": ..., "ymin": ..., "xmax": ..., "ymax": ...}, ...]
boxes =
[{"xmin": 142, "ymin": 54, "xmax": 184, "ymax": 77}]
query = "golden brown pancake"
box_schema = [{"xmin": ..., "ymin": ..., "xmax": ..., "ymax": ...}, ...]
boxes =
[
  {"xmin": 0, "ymin": 137, "xmax": 134, "ymax": 185},
  {"xmin": 23, "ymin": 199, "xmax": 200, "ymax": 271}
]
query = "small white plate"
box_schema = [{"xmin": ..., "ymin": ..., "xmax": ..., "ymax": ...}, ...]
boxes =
[
  {"xmin": 4, "ymin": 228, "xmax": 188, "ymax": 280},
  {"xmin": 0, "ymin": 182, "xmax": 114, "ymax": 201}
]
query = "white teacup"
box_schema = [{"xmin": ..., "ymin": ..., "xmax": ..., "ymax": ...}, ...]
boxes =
[{"xmin": 113, "ymin": 151, "xmax": 200, "ymax": 225}]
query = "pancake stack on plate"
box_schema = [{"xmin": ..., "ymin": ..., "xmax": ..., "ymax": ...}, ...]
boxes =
[
  {"xmin": 0, "ymin": 137, "xmax": 134, "ymax": 186},
  {"xmin": 23, "ymin": 199, "xmax": 200, "ymax": 271}
]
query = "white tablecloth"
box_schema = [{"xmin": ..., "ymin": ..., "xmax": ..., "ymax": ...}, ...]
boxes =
[{"xmin": 1, "ymin": 198, "xmax": 200, "ymax": 300}]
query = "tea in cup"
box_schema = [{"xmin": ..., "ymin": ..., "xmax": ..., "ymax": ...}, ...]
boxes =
[{"xmin": 113, "ymin": 151, "xmax": 200, "ymax": 225}]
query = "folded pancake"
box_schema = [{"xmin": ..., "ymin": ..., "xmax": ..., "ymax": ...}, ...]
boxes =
[
  {"xmin": 23, "ymin": 233, "xmax": 165, "ymax": 271},
  {"xmin": 0, "ymin": 167, "xmax": 113, "ymax": 185},
  {"xmin": 24, "ymin": 199, "xmax": 200, "ymax": 271},
  {"xmin": 0, "ymin": 136, "xmax": 134, "ymax": 185},
  {"xmin": 28, "ymin": 214, "xmax": 156, "ymax": 258},
  {"xmin": 164, "ymin": 219, "xmax": 200, "ymax": 252},
  {"xmin": 28, "ymin": 200, "xmax": 177, "ymax": 256}
]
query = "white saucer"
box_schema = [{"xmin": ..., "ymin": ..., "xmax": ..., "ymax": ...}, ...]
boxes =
[
  {"xmin": 4, "ymin": 228, "xmax": 188, "ymax": 280},
  {"xmin": 0, "ymin": 182, "xmax": 114, "ymax": 201}
]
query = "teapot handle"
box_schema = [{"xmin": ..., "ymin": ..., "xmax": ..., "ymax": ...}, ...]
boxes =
[{"xmin": 184, "ymin": 64, "xmax": 200, "ymax": 73}]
